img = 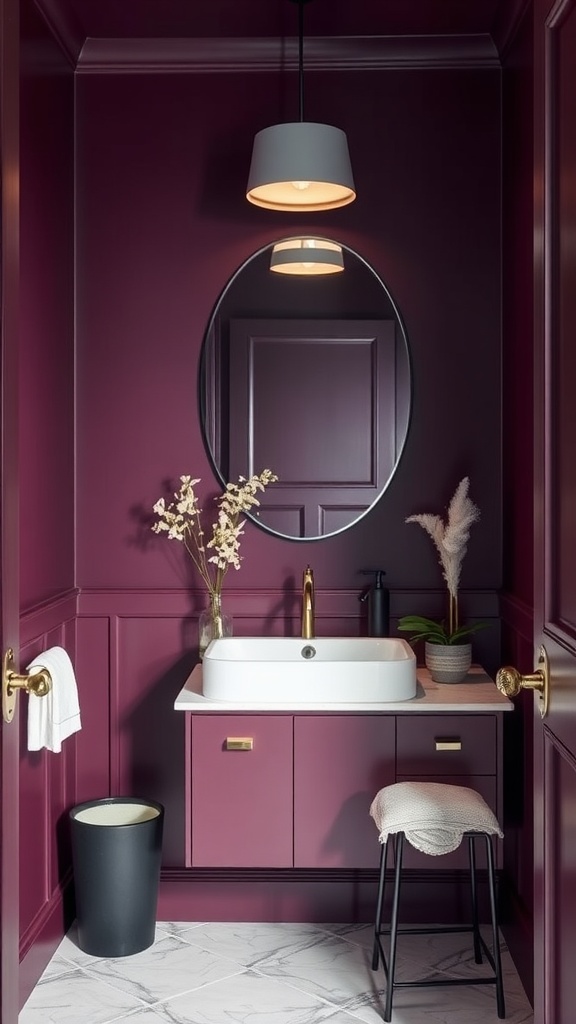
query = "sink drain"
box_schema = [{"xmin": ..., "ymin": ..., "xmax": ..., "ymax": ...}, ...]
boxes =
[{"xmin": 301, "ymin": 645, "xmax": 317, "ymax": 660}]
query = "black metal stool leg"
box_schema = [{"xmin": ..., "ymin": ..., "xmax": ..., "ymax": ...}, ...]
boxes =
[
  {"xmin": 370, "ymin": 785, "xmax": 505, "ymax": 1020},
  {"xmin": 384, "ymin": 832, "xmax": 404, "ymax": 1023},
  {"xmin": 485, "ymin": 834, "xmax": 506, "ymax": 1019},
  {"xmin": 372, "ymin": 840, "xmax": 389, "ymax": 971},
  {"xmin": 468, "ymin": 834, "xmax": 483, "ymax": 964}
]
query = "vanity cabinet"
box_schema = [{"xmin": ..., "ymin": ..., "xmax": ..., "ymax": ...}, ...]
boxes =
[
  {"xmin": 177, "ymin": 668, "xmax": 512, "ymax": 922},
  {"xmin": 186, "ymin": 707, "xmax": 503, "ymax": 871}
]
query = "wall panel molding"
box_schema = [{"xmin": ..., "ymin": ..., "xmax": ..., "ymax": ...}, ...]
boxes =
[
  {"xmin": 78, "ymin": 586, "xmax": 499, "ymax": 621},
  {"xmin": 18, "ymin": 606, "xmax": 78, "ymax": 1007},
  {"xmin": 20, "ymin": 588, "xmax": 78, "ymax": 645},
  {"xmin": 76, "ymin": 35, "xmax": 500, "ymax": 74}
]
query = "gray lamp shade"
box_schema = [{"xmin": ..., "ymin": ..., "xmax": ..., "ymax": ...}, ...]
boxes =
[
  {"xmin": 246, "ymin": 122, "xmax": 356, "ymax": 212},
  {"xmin": 270, "ymin": 237, "xmax": 344, "ymax": 275}
]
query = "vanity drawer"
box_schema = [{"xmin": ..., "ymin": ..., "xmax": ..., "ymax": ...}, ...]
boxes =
[{"xmin": 396, "ymin": 714, "xmax": 497, "ymax": 776}]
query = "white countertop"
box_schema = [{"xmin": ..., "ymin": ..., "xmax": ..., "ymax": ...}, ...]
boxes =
[{"xmin": 174, "ymin": 664, "xmax": 513, "ymax": 713}]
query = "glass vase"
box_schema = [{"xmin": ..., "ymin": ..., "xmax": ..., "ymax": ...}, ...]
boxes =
[{"xmin": 198, "ymin": 592, "xmax": 233, "ymax": 660}]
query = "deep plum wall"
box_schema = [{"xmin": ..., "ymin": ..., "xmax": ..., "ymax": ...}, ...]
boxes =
[
  {"xmin": 73, "ymin": 61, "xmax": 503, "ymax": 865},
  {"xmin": 19, "ymin": 1, "xmax": 75, "ymax": 610},
  {"xmin": 75, "ymin": 67, "xmax": 502, "ymax": 596}
]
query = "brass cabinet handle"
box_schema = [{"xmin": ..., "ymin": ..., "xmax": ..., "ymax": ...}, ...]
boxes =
[
  {"xmin": 435, "ymin": 739, "xmax": 462, "ymax": 751},
  {"xmin": 496, "ymin": 644, "xmax": 550, "ymax": 718},
  {"xmin": 225, "ymin": 737, "xmax": 254, "ymax": 751}
]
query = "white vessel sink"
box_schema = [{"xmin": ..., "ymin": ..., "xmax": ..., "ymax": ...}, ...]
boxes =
[{"xmin": 201, "ymin": 636, "xmax": 417, "ymax": 703}]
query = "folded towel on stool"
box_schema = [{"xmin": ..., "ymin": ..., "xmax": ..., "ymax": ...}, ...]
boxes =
[
  {"xmin": 370, "ymin": 781, "xmax": 503, "ymax": 856},
  {"xmin": 26, "ymin": 646, "xmax": 81, "ymax": 753}
]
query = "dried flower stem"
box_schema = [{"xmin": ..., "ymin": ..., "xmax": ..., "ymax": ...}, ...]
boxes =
[
  {"xmin": 449, "ymin": 593, "xmax": 458, "ymax": 636},
  {"xmin": 406, "ymin": 477, "xmax": 480, "ymax": 635},
  {"xmin": 151, "ymin": 470, "xmax": 278, "ymax": 597}
]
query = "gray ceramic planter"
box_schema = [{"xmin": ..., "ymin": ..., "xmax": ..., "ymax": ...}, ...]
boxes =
[{"xmin": 425, "ymin": 642, "xmax": 472, "ymax": 683}]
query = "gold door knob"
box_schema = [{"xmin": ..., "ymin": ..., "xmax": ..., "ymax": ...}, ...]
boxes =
[
  {"xmin": 2, "ymin": 648, "xmax": 52, "ymax": 724},
  {"xmin": 496, "ymin": 644, "xmax": 549, "ymax": 718}
]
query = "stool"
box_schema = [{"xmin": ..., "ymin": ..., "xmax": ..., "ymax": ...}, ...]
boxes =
[{"xmin": 369, "ymin": 782, "xmax": 505, "ymax": 1022}]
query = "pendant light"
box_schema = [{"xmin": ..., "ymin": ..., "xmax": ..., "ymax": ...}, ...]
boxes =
[
  {"xmin": 246, "ymin": 0, "xmax": 356, "ymax": 212},
  {"xmin": 270, "ymin": 237, "xmax": 344, "ymax": 275}
]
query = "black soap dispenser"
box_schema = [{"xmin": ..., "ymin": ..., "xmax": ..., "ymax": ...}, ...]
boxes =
[{"xmin": 359, "ymin": 570, "xmax": 390, "ymax": 637}]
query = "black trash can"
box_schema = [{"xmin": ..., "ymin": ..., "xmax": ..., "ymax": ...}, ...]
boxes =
[{"xmin": 70, "ymin": 797, "xmax": 164, "ymax": 957}]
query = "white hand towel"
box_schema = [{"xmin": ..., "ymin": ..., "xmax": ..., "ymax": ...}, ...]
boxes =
[
  {"xmin": 26, "ymin": 646, "xmax": 81, "ymax": 753},
  {"xmin": 370, "ymin": 781, "xmax": 503, "ymax": 856}
]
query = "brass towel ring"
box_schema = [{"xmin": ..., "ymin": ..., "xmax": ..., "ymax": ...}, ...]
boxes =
[{"xmin": 2, "ymin": 648, "xmax": 52, "ymax": 724}]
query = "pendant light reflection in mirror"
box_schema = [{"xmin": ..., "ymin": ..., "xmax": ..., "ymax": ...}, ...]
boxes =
[
  {"xmin": 270, "ymin": 237, "xmax": 344, "ymax": 275},
  {"xmin": 246, "ymin": 0, "xmax": 356, "ymax": 212}
]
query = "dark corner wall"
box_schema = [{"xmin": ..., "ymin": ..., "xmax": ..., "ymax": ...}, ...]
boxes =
[
  {"xmin": 500, "ymin": 2, "xmax": 536, "ymax": 1001},
  {"xmin": 17, "ymin": 0, "xmax": 542, "ymax": 1002}
]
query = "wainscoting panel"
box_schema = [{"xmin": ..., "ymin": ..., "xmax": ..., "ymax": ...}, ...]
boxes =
[{"xmin": 19, "ymin": 594, "xmax": 78, "ymax": 1005}]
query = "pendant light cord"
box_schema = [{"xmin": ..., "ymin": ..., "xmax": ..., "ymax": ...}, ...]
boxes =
[{"xmin": 298, "ymin": 0, "xmax": 305, "ymax": 122}]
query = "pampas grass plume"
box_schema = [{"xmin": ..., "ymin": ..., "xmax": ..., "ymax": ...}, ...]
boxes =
[{"xmin": 406, "ymin": 477, "xmax": 480, "ymax": 601}]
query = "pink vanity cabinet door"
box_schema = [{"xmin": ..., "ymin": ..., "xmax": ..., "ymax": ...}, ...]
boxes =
[
  {"xmin": 190, "ymin": 715, "xmax": 293, "ymax": 867},
  {"xmin": 293, "ymin": 714, "xmax": 395, "ymax": 869}
]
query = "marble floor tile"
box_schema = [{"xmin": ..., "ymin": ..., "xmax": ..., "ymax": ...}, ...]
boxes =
[
  {"xmin": 18, "ymin": 964, "xmax": 145, "ymax": 1024},
  {"xmin": 114, "ymin": 969, "xmax": 353, "ymax": 1023},
  {"xmin": 79, "ymin": 934, "xmax": 246, "ymax": 1006},
  {"xmin": 253, "ymin": 929, "xmax": 432, "ymax": 990},
  {"xmin": 171, "ymin": 922, "xmax": 342, "ymax": 969},
  {"xmin": 19, "ymin": 921, "xmax": 534, "ymax": 1024}
]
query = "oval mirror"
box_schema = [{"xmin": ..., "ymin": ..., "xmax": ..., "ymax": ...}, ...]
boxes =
[{"xmin": 199, "ymin": 239, "xmax": 412, "ymax": 541}]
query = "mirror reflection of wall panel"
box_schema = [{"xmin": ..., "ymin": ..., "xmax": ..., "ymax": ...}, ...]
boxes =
[
  {"xmin": 228, "ymin": 319, "xmax": 397, "ymax": 538},
  {"xmin": 198, "ymin": 240, "xmax": 412, "ymax": 541}
]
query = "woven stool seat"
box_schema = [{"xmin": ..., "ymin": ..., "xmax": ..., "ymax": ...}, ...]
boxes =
[{"xmin": 370, "ymin": 781, "xmax": 505, "ymax": 1021}]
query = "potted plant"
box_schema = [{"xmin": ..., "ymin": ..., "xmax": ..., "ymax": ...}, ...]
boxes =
[{"xmin": 397, "ymin": 477, "xmax": 487, "ymax": 682}]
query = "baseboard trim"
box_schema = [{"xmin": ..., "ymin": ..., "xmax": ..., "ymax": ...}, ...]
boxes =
[{"xmin": 158, "ymin": 867, "xmax": 502, "ymax": 924}]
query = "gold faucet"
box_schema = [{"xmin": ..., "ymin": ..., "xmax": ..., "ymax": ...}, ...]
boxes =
[{"xmin": 301, "ymin": 565, "xmax": 315, "ymax": 639}]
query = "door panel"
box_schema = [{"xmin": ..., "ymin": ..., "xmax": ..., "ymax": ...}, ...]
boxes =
[
  {"xmin": 228, "ymin": 319, "xmax": 398, "ymax": 538},
  {"xmin": 1, "ymin": 0, "xmax": 21, "ymax": 1019},
  {"xmin": 533, "ymin": 2, "xmax": 576, "ymax": 1021}
]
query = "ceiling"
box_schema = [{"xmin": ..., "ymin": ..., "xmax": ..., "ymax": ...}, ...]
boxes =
[
  {"xmin": 34, "ymin": 0, "xmax": 527, "ymax": 67},
  {"xmin": 37, "ymin": 0, "xmax": 511, "ymax": 40}
]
